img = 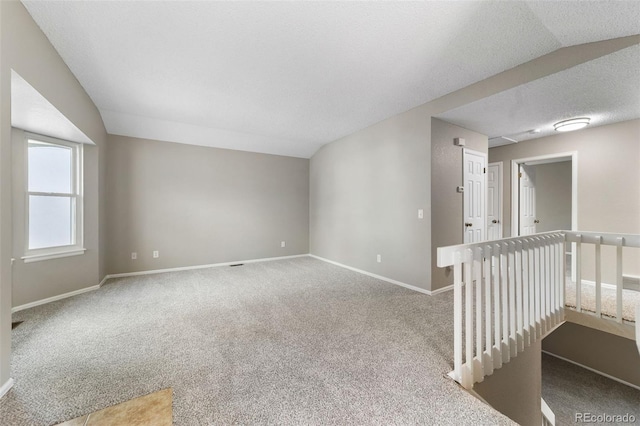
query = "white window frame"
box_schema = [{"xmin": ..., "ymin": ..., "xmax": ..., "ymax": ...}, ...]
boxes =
[{"xmin": 21, "ymin": 132, "xmax": 85, "ymax": 263}]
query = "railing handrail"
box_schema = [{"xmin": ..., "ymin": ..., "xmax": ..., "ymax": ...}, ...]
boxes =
[
  {"xmin": 438, "ymin": 230, "xmax": 640, "ymax": 267},
  {"xmin": 438, "ymin": 229, "xmax": 639, "ymax": 391},
  {"xmin": 437, "ymin": 230, "xmax": 563, "ymax": 268},
  {"xmin": 563, "ymin": 230, "xmax": 640, "ymax": 247}
]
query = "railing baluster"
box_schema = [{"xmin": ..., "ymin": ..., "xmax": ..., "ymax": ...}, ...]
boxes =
[
  {"xmin": 515, "ymin": 239, "xmax": 524, "ymax": 353},
  {"xmin": 545, "ymin": 236, "xmax": 551, "ymax": 332},
  {"xmin": 556, "ymin": 235, "xmax": 563, "ymax": 321},
  {"xmin": 474, "ymin": 247, "xmax": 483, "ymax": 383},
  {"xmin": 508, "ymin": 242, "xmax": 517, "ymax": 357},
  {"xmin": 436, "ymin": 230, "xmax": 640, "ymax": 390},
  {"xmin": 492, "ymin": 244, "xmax": 502, "ymax": 370},
  {"xmin": 483, "ymin": 245, "xmax": 493, "ymax": 375},
  {"xmin": 560, "ymin": 236, "xmax": 566, "ymax": 316},
  {"xmin": 576, "ymin": 235, "xmax": 582, "ymax": 312},
  {"xmin": 522, "ymin": 238, "xmax": 531, "ymax": 347},
  {"xmin": 595, "ymin": 236, "xmax": 602, "ymax": 318},
  {"xmin": 549, "ymin": 238, "xmax": 556, "ymax": 326},
  {"xmin": 616, "ymin": 237, "xmax": 624, "ymax": 323},
  {"xmin": 554, "ymin": 234, "xmax": 564, "ymax": 325},
  {"xmin": 528, "ymin": 237, "xmax": 536, "ymax": 340},
  {"xmin": 453, "ymin": 251, "xmax": 462, "ymax": 384},
  {"xmin": 534, "ymin": 237, "xmax": 541, "ymax": 339},
  {"xmin": 464, "ymin": 248, "xmax": 473, "ymax": 389},
  {"xmin": 501, "ymin": 243, "xmax": 510, "ymax": 363}
]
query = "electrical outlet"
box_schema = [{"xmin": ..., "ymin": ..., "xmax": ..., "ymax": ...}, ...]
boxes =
[
  {"xmin": 281, "ymin": 241, "xmax": 286, "ymax": 248},
  {"xmin": 131, "ymin": 252, "xmax": 137, "ymax": 260},
  {"xmin": 377, "ymin": 254, "xmax": 381, "ymax": 263},
  {"xmin": 153, "ymin": 250, "xmax": 159, "ymax": 258},
  {"xmin": 418, "ymin": 209, "xmax": 424, "ymax": 219}
]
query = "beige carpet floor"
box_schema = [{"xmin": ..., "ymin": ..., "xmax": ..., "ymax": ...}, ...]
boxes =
[
  {"xmin": 1, "ymin": 257, "xmax": 513, "ymax": 426},
  {"xmin": 564, "ymin": 280, "xmax": 639, "ymax": 323}
]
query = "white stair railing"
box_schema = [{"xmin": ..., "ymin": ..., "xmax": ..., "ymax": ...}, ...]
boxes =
[
  {"xmin": 437, "ymin": 231, "xmax": 565, "ymax": 389},
  {"xmin": 564, "ymin": 231, "xmax": 640, "ymax": 323},
  {"xmin": 541, "ymin": 397, "xmax": 556, "ymax": 426},
  {"xmin": 636, "ymin": 304, "xmax": 640, "ymax": 355},
  {"xmin": 438, "ymin": 230, "xmax": 640, "ymax": 390}
]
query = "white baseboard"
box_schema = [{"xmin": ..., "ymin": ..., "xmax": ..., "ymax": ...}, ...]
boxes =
[
  {"xmin": 309, "ymin": 254, "xmax": 449, "ymax": 296},
  {"xmin": 12, "ymin": 285, "xmax": 100, "ymax": 313},
  {"xmin": 102, "ymin": 254, "xmax": 310, "ymax": 281},
  {"xmin": 577, "ymin": 277, "xmax": 640, "ymax": 292},
  {"xmin": 98, "ymin": 275, "xmax": 110, "ymax": 287},
  {"xmin": 623, "ymin": 275, "xmax": 640, "ymax": 291},
  {"xmin": 0, "ymin": 378, "xmax": 14, "ymax": 399},
  {"xmin": 579, "ymin": 279, "xmax": 617, "ymax": 291},
  {"xmin": 542, "ymin": 350, "xmax": 640, "ymax": 391},
  {"xmin": 431, "ymin": 283, "xmax": 454, "ymax": 295}
]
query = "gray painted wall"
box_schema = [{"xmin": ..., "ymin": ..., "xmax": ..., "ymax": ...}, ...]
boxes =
[
  {"xmin": 533, "ymin": 161, "xmax": 572, "ymax": 233},
  {"xmin": 431, "ymin": 118, "xmax": 488, "ymax": 290},
  {"xmin": 543, "ymin": 322, "xmax": 640, "ymax": 387},
  {"xmin": 11, "ymin": 128, "xmax": 102, "ymax": 307},
  {"xmin": 309, "ymin": 108, "xmax": 431, "ymax": 291},
  {"xmin": 489, "ymin": 119, "xmax": 640, "ymax": 283},
  {"xmin": 474, "ymin": 339, "xmax": 542, "ymax": 426},
  {"xmin": 309, "ymin": 37, "xmax": 637, "ymax": 293},
  {"xmin": 1, "ymin": 0, "xmax": 108, "ymax": 384},
  {"xmin": 106, "ymin": 135, "xmax": 309, "ymax": 274}
]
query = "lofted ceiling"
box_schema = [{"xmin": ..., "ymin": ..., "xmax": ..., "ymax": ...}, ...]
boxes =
[{"xmin": 21, "ymin": 1, "xmax": 640, "ymax": 158}]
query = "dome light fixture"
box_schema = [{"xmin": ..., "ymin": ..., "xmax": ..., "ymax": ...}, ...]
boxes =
[{"xmin": 553, "ymin": 117, "xmax": 590, "ymax": 132}]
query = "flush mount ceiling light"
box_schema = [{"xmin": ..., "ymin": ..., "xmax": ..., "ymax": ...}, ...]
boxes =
[{"xmin": 553, "ymin": 117, "xmax": 590, "ymax": 132}]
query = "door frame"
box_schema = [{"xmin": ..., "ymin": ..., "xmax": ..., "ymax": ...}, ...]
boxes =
[
  {"xmin": 487, "ymin": 161, "xmax": 503, "ymax": 240},
  {"xmin": 462, "ymin": 148, "xmax": 487, "ymax": 243},
  {"xmin": 510, "ymin": 151, "xmax": 578, "ymax": 238}
]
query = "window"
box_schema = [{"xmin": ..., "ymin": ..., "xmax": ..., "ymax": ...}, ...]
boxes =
[{"xmin": 22, "ymin": 133, "xmax": 84, "ymax": 262}]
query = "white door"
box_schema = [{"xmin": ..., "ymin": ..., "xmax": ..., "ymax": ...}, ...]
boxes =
[
  {"xmin": 463, "ymin": 149, "xmax": 487, "ymax": 243},
  {"xmin": 519, "ymin": 164, "xmax": 537, "ymax": 236},
  {"xmin": 487, "ymin": 162, "xmax": 502, "ymax": 240}
]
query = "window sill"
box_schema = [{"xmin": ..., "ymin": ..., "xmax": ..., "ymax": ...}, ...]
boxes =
[{"xmin": 22, "ymin": 248, "xmax": 86, "ymax": 263}]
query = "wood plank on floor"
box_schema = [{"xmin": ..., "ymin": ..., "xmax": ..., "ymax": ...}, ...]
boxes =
[{"xmin": 56, "ymin": 388, "xmax": 172, "ymax": 426}]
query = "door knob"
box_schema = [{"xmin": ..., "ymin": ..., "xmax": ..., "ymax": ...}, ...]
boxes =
[
  {"xmin": 492, "ymin": 220, "xmax": 500, "ymax": 224},
  {"xmin": 465, "ymin": 223, "xmax": 473, "ymax": 227},
  {"xmin": 534, "ymin": 219, "xmax": 540, "ymax": 224}
]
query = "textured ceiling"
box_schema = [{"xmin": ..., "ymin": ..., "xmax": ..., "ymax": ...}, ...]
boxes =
[
  {"xmin": 436, "ymin": 44, "xmax": 640, "ymax": 146},
  {"xmin": 21, "ymin": 1, "xmax": 640, "ymax": 157}
]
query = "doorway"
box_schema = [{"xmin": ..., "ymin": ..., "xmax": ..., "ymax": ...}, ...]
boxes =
[
  {"xmin": 463, "ymin": 149, "xmax": 487, "ymax": 243},
  {"xmin": 511, "ymin": 152, "xmax": 577, "ymax": 278},
  {"xmin": 487, "ymin": 162, "xmax": 503, "ymax": 240},
  {"xmin": 511, "ymin": 152, "xmax": 577, "ymax": 238}
]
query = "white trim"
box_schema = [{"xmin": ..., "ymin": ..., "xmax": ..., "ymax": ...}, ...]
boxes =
[
  {"xmin": 542, "ymin": 350, "xmax": 640, "ymax": 391},
  {"xmin": 541, "ymin": 397, "xmax": 556, "ymax": 426},
  {"xmin": 579, "ymin": 279, "xmax": 618, "ymax": 291},
  {"xmin": 488, "ymin": 161, "xmax": 503, "ymax": 239},
  {"xmin": 462, "ymin": 148, "xmax": 488, "ymax": 242},
  {"xmin": 623, "ymin": 275, "xmax": 640, "ymax": 291},
  {"xmin": 0, "ymin": 378, "xmax": 14, "ymax": 399},
  {"xmin": 99, "ymin": 275, "xmax": 110, "ymax": 287},
  {"xmin": 309, "ymin": 254, "xmax": 450, "ymax": 296},
  {"xmin": 12, "ymin": 285, "xmax": 100, "ymax": 313},
  {"xmin": 510, "ymin": 152, "xmax": 578, "ymax": 279},
  {"xmin": 103, "ymin": 254, "xmax": 309, "ymax": 280},
  {"xmin": 23, "ymin": 132, "xmax": 84, "ymax": 258},
  {"xmin": 510, "ymin": 152, "xmax": 577, "ymax": 238},
  {"xmin": 430, "ymin": 283, "xmax": 454, "ymax": 295},
  {"xmin": 21, "ymin": 248, "xmax": 86, "ymax": 263}
]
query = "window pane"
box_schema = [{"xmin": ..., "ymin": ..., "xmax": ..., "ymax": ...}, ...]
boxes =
[
  {"xmin": 29, "ymin": 196, "xmax": 73, "ymax": 249},
  {"xmin": 28, "ymin": 142, "xmax": 72, "ymax": 193}
]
